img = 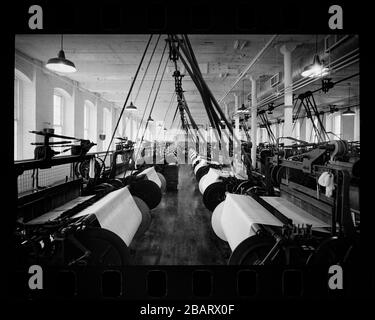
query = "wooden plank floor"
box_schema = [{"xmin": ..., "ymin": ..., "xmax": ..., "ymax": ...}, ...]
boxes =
[{"xmin": 129, "ymin": 164, "xmax": 231, "ymax": 265}]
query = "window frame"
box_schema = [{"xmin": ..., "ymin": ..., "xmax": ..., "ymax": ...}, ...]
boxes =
[
  {"xmin": 53, "ymin": 93, "xmax": 65, "ymax": 136},
  {"xmin": 14, "ymin": 77, "xmax": 23, "ymax": 160}
]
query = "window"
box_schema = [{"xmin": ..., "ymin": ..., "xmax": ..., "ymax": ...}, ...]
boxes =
[
  {"xmin": 292, "ymin": 119, "xmax": 300, "ymax": 140},
  {"xmin": 333, "ymin": 113, "xmax": 341, "ymax": 140},
  {"xmin": 53, "ymin": 94, "xmax": 64, "ymax": 136},
  {"xmin": 103, "ymin": 107, "xmax": 112, "ymax": 151},
  {"xmin": 305, "ymin": 118, "xmax": 313, "ymax": 142},
  {"xmin": 14, "ymin": 77, "xmax": 22, "ymax": 160},
  {"xmin": 14, "ymin": 69, "xmax": 35, "ymax": 160},
  {"xmin": 311, "ymin": 118, "xmax": 319, "ymax": 143},
  {"xmin": 84, "ymin": 102, "xmax": 90, "ymax": 140},
  {"xmin": 118, "ymin": 114, "xmax": 123, "ymax": 137},
  {"xmin": 278, "ymin": 122, "xmax": 284, "ymax": 139}
]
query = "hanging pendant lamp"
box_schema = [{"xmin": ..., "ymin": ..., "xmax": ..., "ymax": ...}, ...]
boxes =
[
  {"xmin": 301, "ymin": 35, "xmax": 329, "ymax": 78},
  {"xmin": 46, "ymin": 35, "xmax": 77, "ymax": 73},
  {"xmin": 342, "ymin": 107, "xmax": 355, "ymax": 116},
  {"xmin": 237, "ymin": 79, "xmax": 249, "ymax": 114},
  {"xmin": 342, "ymin": 84, "xmax": 355, "ymax": 116},
  {"xmin": 125, "ymin": 87, "xmax": 138, "ymax": 111}
]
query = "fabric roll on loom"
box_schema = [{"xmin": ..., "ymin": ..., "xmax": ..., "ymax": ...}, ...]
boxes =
[
  {"xmin": 198, "ymin": 168, "xmax": 232, "ymax": 195},
  {"xmin": 136, "ymin": 166, "xmax": 167, "ymax": 193},
  {"xmin": 72, "ymin": 187, "xmax": 144, "ymax": 246},
  {"xmin": 212, "ymin": 193, "xmax": 331, "ymax": 252}
]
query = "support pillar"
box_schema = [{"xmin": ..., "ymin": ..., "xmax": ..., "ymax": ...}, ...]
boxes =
[
  {"xmin": 280, "ymin": 44, "xmax": 296, "ymax": 144},
  {"xmin": 234, "ymin": 93, "xmax": 240, "ymax": 141},
  {"xmin": 250, "ymin": 76, "xmax": 257, "ymax": 168}
]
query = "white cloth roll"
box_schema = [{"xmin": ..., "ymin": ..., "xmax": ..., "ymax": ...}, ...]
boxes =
[
  {"xmin": 221, "ymin": 194, "xmax": 283, "ymax": 251},
  {"xmin": 137, "ymin": 166, "xmax": 162, "ymax": 188},
  {"xmin": 194, "ymin": 160, "xmax": 207, "ymax": 174},
  {"xmin": 72, "ymin": 187, "xmax": 142, "ymax": 246},
  {"xmin": 199, "ymin": 168, "xmax": 222, "ymax": 194},
  {"xmin": 211, "ymin": 201, "xmax": 227, "ymax": 241},
  {"xmin": 219, "ymin": 194, "xmax": 330, "ymax": 252}
]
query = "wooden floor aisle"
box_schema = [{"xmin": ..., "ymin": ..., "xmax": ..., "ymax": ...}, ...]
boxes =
[{"xmin": 130, "ymin": 164, "xmax": 231, "ymax": 265}]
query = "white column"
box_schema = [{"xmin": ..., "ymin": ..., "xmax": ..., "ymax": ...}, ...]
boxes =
[
  {"xmin": 129, "ymin": 113, "xmax": 134, "ymax": 141},
  {"xmin": 250, "ymin": 76, "xmax": 257, "ymax": 168},
  {"xmin": 224, "ymin": 102, "xmax": 228, "ymax": 118},
  {"xmin": 354, "ymin": 107, "xmax": 360, "ymax": 141},
  {"xmin": 280, "ymin": 44, "xmax": 296, "ymax": 144},
  {"xmin": 234, "ymin": 93, "xmax": 240, "ymax": 140}
]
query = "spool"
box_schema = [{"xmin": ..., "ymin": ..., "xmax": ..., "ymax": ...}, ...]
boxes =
[
  {"xmin": 211, "ymin": 201, "xmax": 227, "ymax": 241},
  {"xmin": 202, "ymin": 181, "xmax": 227, "ymax": 212},
  {"xmin": 228, "ymin": 234, "xmax": 280, "ymax": 265},
  {"xmin": 132, "ymin": 196, "xmax": 151, "ymax": 240},
  {"xmin": 128, "ymin": 180, "xmax": 162, "ymax": 209},
  {"xmin": 63, "ymin": 227, "xmax": 132, "ymax": 266}
]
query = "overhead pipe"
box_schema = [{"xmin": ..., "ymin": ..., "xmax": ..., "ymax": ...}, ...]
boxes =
[
  {"xmin": 258, "ymin": 49, "xmax": 359, "ymax": 108},
  {"xmin": 257, "ymin": 53, "xmax": 359, "ymax": 111},
  {"xmin": 218, "ymin": 35, "xmax": 278, "ymax": 104},
  {"xmin": 256, "ymin": 37, "xmax": 359, "ymax": 106}
]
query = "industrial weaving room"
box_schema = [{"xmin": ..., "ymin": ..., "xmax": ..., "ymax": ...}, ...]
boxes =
[{"xmin": 13, "ymin": 34, "xmax": 360, "ymax": 267}]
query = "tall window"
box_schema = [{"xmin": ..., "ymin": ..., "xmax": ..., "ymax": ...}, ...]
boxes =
[
  {"xmin": 118, "ymin": 114, "xmax": 123, "ymax": 137},
  {"xmin": 306, "ymin": 118, "xmax": 319, "ymax": 143},
  {"xmin": 53, "ymin": 94, "xmax": 64, "ymax": 135},
  {"xmin": 291, "ymin": 120, "xmax": 300, "ymax": 140},
  {"xmin": 103, "ymin": 107, "xmax": 112, "ymax": 150},
  {"xmin": 278, "ymin": 122, "xmax": 284, "ymax": 139},
  {"xmin": 14, "ymin": 77, "xmax": 22, "ymax": 160},
  {"xmin": 333, "ymin": 114, "xmax": 341, "ymax": 140},
  {"xmin": 84, "ymin": 102, "xmax": 90, "ymax": 140}
]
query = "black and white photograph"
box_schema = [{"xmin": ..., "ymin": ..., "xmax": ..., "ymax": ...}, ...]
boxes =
[
  {"xmin": 13, "ymin": 33, "xmax": 360, "ymax": 267},
  {"xmin": 6, "ymin": 1, "xmax": 371, "ymax": 307}
]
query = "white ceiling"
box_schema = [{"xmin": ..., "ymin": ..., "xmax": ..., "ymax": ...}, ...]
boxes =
[{"xmin": 15, "ymin": 34, "xmax": 359, "ymax": 127}]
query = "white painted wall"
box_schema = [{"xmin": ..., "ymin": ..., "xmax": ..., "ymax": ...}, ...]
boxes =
[{"xmin": 14, "ymin": 52, "xmax": 128, "ymax": 160}]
